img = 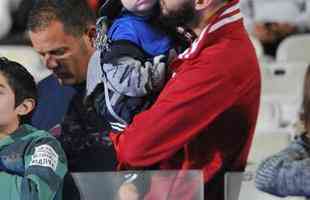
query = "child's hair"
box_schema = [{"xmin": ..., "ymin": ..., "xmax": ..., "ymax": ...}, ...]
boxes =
[
  {"xmin": 99, "ymin": 0, "xmax": 123, "ymax": 22},
  {"xmin": 0, "ymin": 57, "xmax": 37, "ymax": 124}
]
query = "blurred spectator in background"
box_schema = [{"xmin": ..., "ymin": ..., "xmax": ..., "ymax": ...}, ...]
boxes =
[
  {"xmin": 0, "ymin": 0, "xmax": 35, "ymax": 44},
  {"xmin": 87, "ymin": 0, "xmax": 102, "ymax": 13},
  {"xmin": 27, "ymin": 0, "xmax": 116, "ymax": 172},
  {"xmin": 0, "ymin": 0, "xmax": 76, "ymax": 132},
  {"xmin": 255, "ymin": 64, "xmax": 310, "ymax": 197},
  {"xmin": 240, "ymin": 0, "xmax": 310, "ymax": 56},
  {"xmin": 0, "ymin": 0, "xmax": 12, "ymax": 40},
  {"xmin": 0, "ymin": 0, "xmax": 103, "ymax": 44},
  {"xmin": 87, "ymin": 0, "xmax": 99, "ymax": 11}
]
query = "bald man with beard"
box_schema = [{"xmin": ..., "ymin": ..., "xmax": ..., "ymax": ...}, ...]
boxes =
[{"xmin": 110, "ymin": 0, "xmax": 261, "ymax": 199}]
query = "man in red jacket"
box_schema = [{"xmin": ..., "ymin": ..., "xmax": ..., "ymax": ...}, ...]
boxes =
[{"xmin": 110, "ymin": 0, "xmax": 261, "ymax": 199}]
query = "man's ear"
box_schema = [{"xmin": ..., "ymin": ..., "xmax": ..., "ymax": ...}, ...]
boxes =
[
  {"xmin": 195, "ymin": 0, "xmax": 212, "ymax": 10},
  {"xmin": 15, "ymin": 98, "xmax": 36, "ymax": 117},
  {"xmin": 85, "ymin": 25, "xmax": 97, "ymax": 47}
]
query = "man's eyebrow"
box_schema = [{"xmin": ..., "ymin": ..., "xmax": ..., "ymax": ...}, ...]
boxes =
[
  {"xmin": 0, "ymin": 83, "xmax": 6, "ymax": 88},
  {"xmin": 38, "ymin": 47, "xmax": 66, "ymax": 55},
  {"xmin": 50, "ymin": 48, "xmax": 66, "ymax": 53}
]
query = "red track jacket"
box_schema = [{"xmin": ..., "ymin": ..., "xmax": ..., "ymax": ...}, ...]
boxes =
[{"xmin": 111, "ymin": 1, "xmax": 261, "ymax": 199}]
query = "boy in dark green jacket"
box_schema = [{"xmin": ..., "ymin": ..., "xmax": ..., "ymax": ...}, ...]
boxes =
[{"xmin": 0, "ymin": 57, "xmax": 67, "ymax": 200}]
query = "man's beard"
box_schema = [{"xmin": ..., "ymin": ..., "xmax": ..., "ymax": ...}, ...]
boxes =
[{"xmin": 159, "ymin": 0, "xmax": 199, "ymax": 29}]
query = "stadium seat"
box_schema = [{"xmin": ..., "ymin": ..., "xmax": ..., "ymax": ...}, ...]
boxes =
[
  {"xmin": 255, "ymin": 100, "xmax": 281, "ymax": 134},
  {"xmin": 276, "ymin": 34, "xmax": 310, "ymax": 63},
  {"xmin": 247, "ymin": 130, "xmax": 291, "ymax": 166},
  {"xmin": 261, "ymin": 61, "xmax": 308, "ymax": 97},
  {"xmin": 225, "ymin": 171, "xmax": 305, "ymax": 200},
  {"xmin": 71, "ymin": 172, "xmax": 120, "ymax": 200},
  {"xmin": 0, "ymin": 45, "xmax": 51, "ymax": 82},
  {"xmin": 258, "ymin": 61, "xmax": 308, "ymax": 131}
]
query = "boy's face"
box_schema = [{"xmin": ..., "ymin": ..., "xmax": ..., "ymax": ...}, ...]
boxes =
[
  {"xmin": 0, "ymin": 72, "xmax": 20, "ymax": 133},
  {"xmin": 121, "ymin": 0, "xmax": 157, "ymax": 15}
]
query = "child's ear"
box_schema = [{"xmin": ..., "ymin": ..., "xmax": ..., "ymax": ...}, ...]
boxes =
[{"xmin": 15, "ymin": 98, "xmax": 36, "ymax": 117}]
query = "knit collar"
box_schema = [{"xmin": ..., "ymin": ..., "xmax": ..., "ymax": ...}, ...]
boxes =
[
  {"xmin": 177, "ymin": 0, "xmax": 242, "ymax": 60},
  {"xmin": 0, "ymin": 124, "xmax": 35, "ymax": 147}
]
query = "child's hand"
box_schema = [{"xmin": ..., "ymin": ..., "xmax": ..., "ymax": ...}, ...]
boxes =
[{"xmin": 145, "ymin": 55, "xmax": 167, "ymax": 93}]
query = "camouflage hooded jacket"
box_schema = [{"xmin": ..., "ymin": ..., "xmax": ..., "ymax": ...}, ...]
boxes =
[{"xmin": 0, "ymin": 124, "xmax": 67, "ymax": 200}]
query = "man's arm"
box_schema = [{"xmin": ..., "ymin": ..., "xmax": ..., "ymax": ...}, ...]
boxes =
[{"xmin": 110, "ymin": 61, "xmax": 239, "ymax": 167}]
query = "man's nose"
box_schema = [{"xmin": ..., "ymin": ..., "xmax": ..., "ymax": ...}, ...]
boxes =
[{"xmin": 43, "ymin": 54, "xmax": 58, "ymax": 70}]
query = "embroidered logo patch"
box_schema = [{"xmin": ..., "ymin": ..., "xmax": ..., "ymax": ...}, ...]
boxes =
[{"xmin": 29, "ymin": 144, "xmax": 59, "ymax": 171}]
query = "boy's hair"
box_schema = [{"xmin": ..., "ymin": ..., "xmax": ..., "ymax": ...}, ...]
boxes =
[
  {"xmin": 27, "ymin": 0, "xmax": 96, "ymax": 37},
  {"xmin": 99, "ymin": 0, "xmax": 123, "ymax": 22},
  {"xmin": 0, "ymin": 57, "xmax": 37, "ymax": 124}
]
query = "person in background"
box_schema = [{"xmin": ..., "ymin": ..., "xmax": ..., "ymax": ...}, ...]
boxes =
[
  {"xmin": 27, "ymin": 0, "xmax": 116, "ymax": 172},
  {"xmin": 107, "ymin": 0, "xmax": 261, "ymax": 199},
  {"xmin": 0, "ymin": 0, "xmax": 76, "ymax": 132},
  {"xmin": 256, "ymin": 64, "xmax": 310, "ymax": 197},
  {"xmin": 0, "ymin": 0, "xmax": 13, "ymax": 40},
  {"xmin": 0, "ymin": 57, "xmax": 67, "ymax": 200},
  {"xmin": 240, "ymin": 0, "xmax": 310, "ymax": 56},
  {"xmin": 0, "ymin": 0, "xmax": 35, "ymax": 44},
  {"xmin": 31, "ymin": 75, "xmax": 76, "ymax": 131}
]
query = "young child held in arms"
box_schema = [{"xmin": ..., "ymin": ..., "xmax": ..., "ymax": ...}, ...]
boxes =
[
  {"xmin": 86, "ymin": 0, "xmax": 172, "ymax": 132},
  {"xmin": 0, "ymin": 57, "xmax": 67, "ymax": 200},
  {"xmin": 86, "ymin": 0, "xmax": 172, "ymax": 199}
]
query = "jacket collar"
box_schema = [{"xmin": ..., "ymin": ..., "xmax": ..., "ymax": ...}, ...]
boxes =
[
  {"xmin": 0, "ymin": 124, "xmax": 35, "ymax": 147},
  {"xmin": 178, "ymin": 0, "xmax": 242, "ymax": 60}
]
